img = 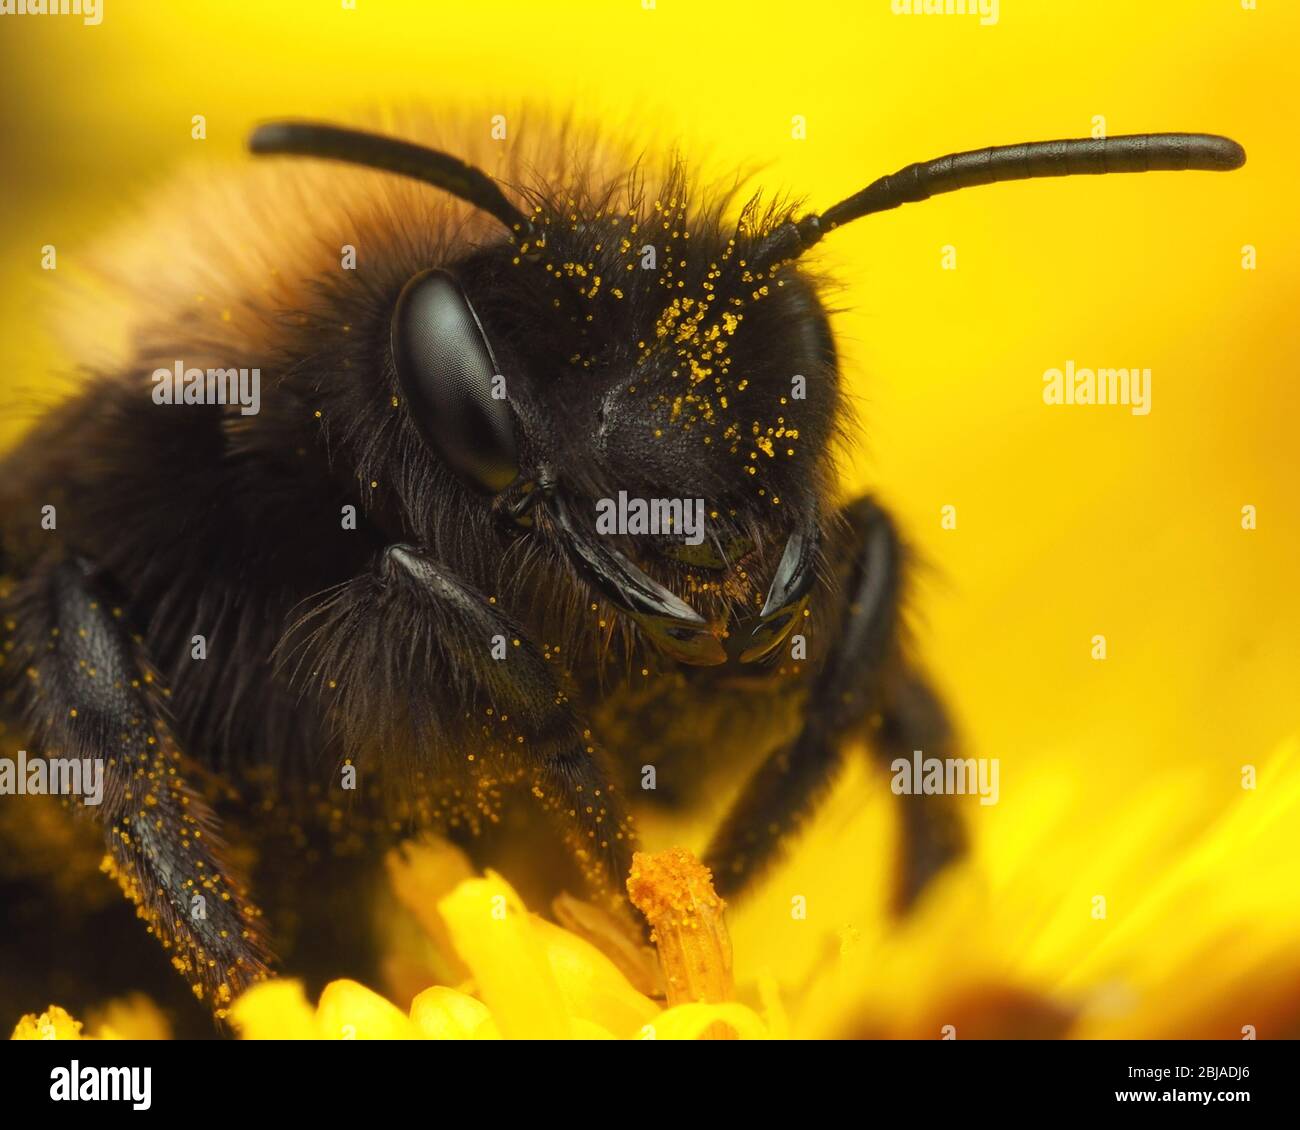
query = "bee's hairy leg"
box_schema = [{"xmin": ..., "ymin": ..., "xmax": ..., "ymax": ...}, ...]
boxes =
[
  {"xmin": 3, "ymin": 556, "xmax": 270, "ymax": 1015},
  {"xmin": 867, "ymin": 665, "xmax": 967, "ymax": 911},
  {"xmin": 297, "ymin": 544, "xmax": 637, "ymax": 895},
  {"xmin": 704, "ymin": 496, "xmax": 965, "ymax": 907}
]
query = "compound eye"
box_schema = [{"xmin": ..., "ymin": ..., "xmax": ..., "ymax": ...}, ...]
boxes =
[{"xmin": 391, "ymin": 268, "xmax": 519, "ymax": 494}]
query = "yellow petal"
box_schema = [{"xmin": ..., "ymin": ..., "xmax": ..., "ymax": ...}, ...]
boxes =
[
  {"xmin": 570, "ymin": 1018, "xmax": 617, "ymax": 1039},
  {"xmin": 316, "ymin": 979, "xmax": 418, "ymax": 1040},
  {"xmin": 438, "ymin": 871, "xmax": 572, "ymax": 1038},
  {"xmin": 409, "ymin": 986, "xmax": 495, "ymax": 1040},
  {"xmin": 644, "ymin": 1002, "xmax": 769, "ymax": 1041},
  {"xmin": 529, "ymin": 914, "xmax": 660, "ymax": 1038},
  {"xmin": 89, "ymin": 994, "xmax": 171, "ymax": 1041},
  {"xmin": 551, "ymin": 891, "xmax": 662, "ymax": 997},
  {"xmin": 230, "ymin": 980, "xmax": 318, "ymax": 1040},
  {"xmin": 755, "ymin": 969, "xmax": 790, "ymax": 1040},
  {"xmin": 11, "ymin": 1005, "xmax": 83, "ymax": 1041},
  {"xmin": 385, "ymin": 835, "xmax": 475, "ymax": 985}
]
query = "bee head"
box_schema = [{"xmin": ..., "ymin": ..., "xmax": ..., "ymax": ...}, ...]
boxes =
[
  {"xmin": 378, "ymin": 180, "xmax": 843, "ymax": 665},
  {"xmin": 250, "ymin": 120, "xmax": 1244, "ymax": 667}
]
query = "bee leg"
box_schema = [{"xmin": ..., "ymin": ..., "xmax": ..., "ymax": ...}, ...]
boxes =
[
  {"xmin": 3, "ymin": 556, "xmax": 270, "ymax": 1016},
  {"xmin": 868, "ymin": 666, "xmax": 968, "ymax": 912},
  {"xmin": 301, "ymin": 544, "xmax": 637, "ymax": 895},
  {"xmin": 704, "ymin": 496, "xmax": 965, "ymax": 907}
]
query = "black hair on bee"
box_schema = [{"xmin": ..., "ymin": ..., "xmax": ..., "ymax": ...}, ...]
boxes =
[{"xmin": 0, "ymin": 112, "xmax": 1245, "ymax": 1017}]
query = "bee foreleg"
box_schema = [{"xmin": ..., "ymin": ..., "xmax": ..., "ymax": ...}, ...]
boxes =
[
  {"xmin": 2, "ymin": 556, "xmax": 271, "ymax": 1016},
  {"xmin": 289, "ymin": 544, "xmax": 638, "ymax": 896},
  {"xmin": 704, "ymin": 497, "xmax": 965, "ymax": 907}
]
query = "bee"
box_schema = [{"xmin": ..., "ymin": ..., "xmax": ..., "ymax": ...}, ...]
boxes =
[{"xmin": 0, "ymin": 116, "xmax": 1244, "ymax": 1017}]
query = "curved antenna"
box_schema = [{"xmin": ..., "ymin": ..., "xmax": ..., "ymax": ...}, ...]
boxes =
[
  {"xmin": 248, "ymin": 120, "xmax": 532, "ymax": 236},
  {"xmin": 755, "ymin": 132, "xmax": 1246, "ymax": 265}
]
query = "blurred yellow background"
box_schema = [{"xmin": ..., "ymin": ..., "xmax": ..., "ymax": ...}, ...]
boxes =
[{"xmin": 1, "ymin": 0, "xmax": 1297, "ymax": 1036}]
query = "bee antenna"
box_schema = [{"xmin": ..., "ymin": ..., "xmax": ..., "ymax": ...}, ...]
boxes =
[
  {"xmin": 248, "ymin": 120, "xmax": 533, "ymax": 238},
  {"xmin": 755, "ymin": 132, "xmax": 1246, "ymax": 266}
]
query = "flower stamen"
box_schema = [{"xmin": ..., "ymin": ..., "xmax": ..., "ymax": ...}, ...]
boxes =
[{"xmin": 626, "ymin": 847, "xmax": 733, "ymax": 1034}]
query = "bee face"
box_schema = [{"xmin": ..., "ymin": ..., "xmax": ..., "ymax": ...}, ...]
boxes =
[
  {"xmin": 252, "ymin": 121, "xmax": 1243, "ymax": 668},
  {"xmin": 441, "ymin": 216, "xmax": 840, "ymax": 512},
  {"xmin": 382, "ymin": 211, "xmax": 841, "ymax": 665}
]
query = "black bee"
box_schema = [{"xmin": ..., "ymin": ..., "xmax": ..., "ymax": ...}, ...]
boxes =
[{"xmin": 0, "ymin": 118, "xmax": 1244, "ymax": 1017}]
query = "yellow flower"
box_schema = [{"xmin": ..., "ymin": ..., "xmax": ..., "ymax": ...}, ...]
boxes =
[
  {"xmin": 725, "ymin": 734, "xmax": 1300, "ymax": 1039},
  {"xmin": 17, "ymin": 731, "xmax": 1300, "ymax": 1042},
  {"xmin": 10, "ymin": 995, "xmax": 170, "ymax": 1041},
  {"xmin": 11, "ymin": 1005, "xmax": 84, "ymax": 1041},
  {"xmin": 88, "ymin": 994, "xmax": 172, "ymax": 1041},
  {"xmin": 228, "ymin": 849, "xmax": 765, "ymax": 1040}
]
